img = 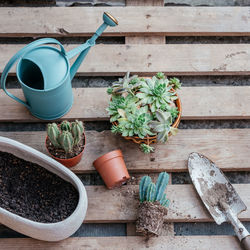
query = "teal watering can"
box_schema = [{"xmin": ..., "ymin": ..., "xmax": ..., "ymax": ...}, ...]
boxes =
[{"xmin": 1, "ymin": 12, "xmax": 118, "ymax": 120}]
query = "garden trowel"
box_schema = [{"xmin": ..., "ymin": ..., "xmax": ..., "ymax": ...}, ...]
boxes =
[{"xmin": 188, "ymin": 152, "xmax": 250, "ymax": 250}]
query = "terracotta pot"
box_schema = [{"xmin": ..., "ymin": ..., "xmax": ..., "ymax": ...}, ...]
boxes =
[
  {"xmin": 93, "ymin": 150, "xmax": 130, "ymax": 189},
  {"xmin": 111, "ymin": 91, "xmax": 182, "ymax": 146},
  {"xmin": 45, "ymin": 132, "xmax": 86, "ymax": 168}
]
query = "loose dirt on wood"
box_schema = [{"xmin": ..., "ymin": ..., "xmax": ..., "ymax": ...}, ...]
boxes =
[{"xmin": 0, "ymin": 151, "xmax": 79, "ymax": 223}]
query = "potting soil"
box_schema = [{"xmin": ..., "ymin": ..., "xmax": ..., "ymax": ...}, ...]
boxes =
[{"xmin": 0, "ymin": 151, "xmax": 79, "ymax": 223}]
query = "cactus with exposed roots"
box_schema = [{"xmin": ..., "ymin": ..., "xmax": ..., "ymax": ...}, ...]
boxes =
[{"xmin": 139, "ymin": 172, "xmax": 170, "ymax": 208}]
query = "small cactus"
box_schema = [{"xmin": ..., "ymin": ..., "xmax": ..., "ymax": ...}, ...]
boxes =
[
  {"xmin": 47, "ymin": 123, "xmax": 60, "ymax": 147},
  {"xmin": 139, "ymin": 172, "xmax": 170, "ymax": 208},
  {"xmin": 47, "ymin": 120, "xmax": 85, "ymax": 154},
  {"xmin": 58, "ymin": 131, "xmax": 74, "ymax": 153},
  {"xmin": 71, "ymin": 120, "xmax": 84, "ymax": 145},
  {"xmin": 139, "ymin": 176, "xmax": 152, "ymax": 202},
  {"xmin": 60, "ymin": 120, "xmax": 71, "ymax": 131}
]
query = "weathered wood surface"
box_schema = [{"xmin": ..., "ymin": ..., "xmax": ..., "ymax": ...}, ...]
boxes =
[
  {"xmin": 0, "ymin": 87, "xmax": 249, "ymax": 122},
  {"xmin": 0, "ymin": 236, "xmax": 241, "ymax": 249},
  {"xmin": 82, "ymin": 184, "xmax": 250, "ymax": 222},
  {"xmin": 0, "ymin": 7, "xmax": 250, "ymax": 37},
  {"xmin": 1, "ymin": 129, "xmax": 250, "ymax": 173},
  {"xmin": 1, "ymin": 44, "xmax": 250, "ymax": 75}
]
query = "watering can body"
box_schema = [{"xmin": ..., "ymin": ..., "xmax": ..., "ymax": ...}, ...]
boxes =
[
  {"xmin": 16, "ymin": 43, "xmax": 73, "ymax": 120},
  {"xmin": 1, "ymin": 12, "xmax": 118, "ymax": 120}
]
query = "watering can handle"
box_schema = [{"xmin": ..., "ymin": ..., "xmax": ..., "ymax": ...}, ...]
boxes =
[{"xmin": 0, "ymin": 38, "xmax": 66, "ymax": 109}]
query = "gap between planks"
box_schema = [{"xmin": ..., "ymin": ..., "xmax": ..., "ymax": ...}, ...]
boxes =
[
  {"xmin": 1, "ymin": 44, "xmax": 250, "ymax": 75},
  {"xmin": 0, "ymin": 236, "xmax": 242, "ymax": 250},
  {"xmin": 0, "ymin": 7, "xmax": 250, "ymax": 37},
  {"xmin": 1, "ymin": 129, "xmax": 250, "ymax": 173},
  {"xmin": 0, "ymin": 87, "xmax": 249, "ymax": 122}
]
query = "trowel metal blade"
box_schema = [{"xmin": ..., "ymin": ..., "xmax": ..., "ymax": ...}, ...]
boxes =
[{"xmin": 188, "ymin": 152, "xmax": 246, "ymax": 225}]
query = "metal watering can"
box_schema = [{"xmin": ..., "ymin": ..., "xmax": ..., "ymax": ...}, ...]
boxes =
[{"xmin": 1, "ymin": 12, "xmax": 118, "ymax": 120}]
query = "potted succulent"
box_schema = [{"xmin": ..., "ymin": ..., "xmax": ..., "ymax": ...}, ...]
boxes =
[
  {"xmin": 136, "ymin": 172, "xmax": 170, "ymax": 237},
  {"xmin": 46, "ymin": 120, "xmax": 85, "ymax": 168},
  {"xmin": 107, "ymin": 72, "xmax": 182, "ymax": 153}
]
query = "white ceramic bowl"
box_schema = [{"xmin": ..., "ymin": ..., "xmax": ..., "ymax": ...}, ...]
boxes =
[{"xmin": 0, "ymin": 136, "xmax": 88, "ymax": 241}]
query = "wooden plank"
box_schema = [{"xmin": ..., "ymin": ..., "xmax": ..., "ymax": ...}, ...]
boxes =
[
  {"xmin": 0, "ymin": 236, "xmax": 241, "ymax": 250},
  {"xmin": 1, "ymin": 44, "xmax": 250, "ymax": 75},
  {"xmin": 1, "ymin": 129, "xmax": 250, "ymax": 173},
  {"xmin": 125, "ymin": 0, "xmax": 165, "ymax": 44},
  {"xmin": 0, "ymin": 86, "xmax": 249, "ymax": 122},
  {"xmin": 84, "ymin": 184, "xmax": 250, "ymax": 222},
  {"xmin": 1, "ymin": 7, "xmax": 250, "ymax": 37}
]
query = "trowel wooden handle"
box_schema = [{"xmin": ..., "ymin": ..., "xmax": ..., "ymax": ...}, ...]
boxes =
[{"xmin": 242, "ymin": 235, "xmax": 250, "ymax": 250}]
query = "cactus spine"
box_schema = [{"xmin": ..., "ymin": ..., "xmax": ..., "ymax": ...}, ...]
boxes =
[
  {"xmin": 139, "ymin": 176, "xmax": 152, "ymax": 202},
  {"xmin": 60, "ymin": 120, "xmax": 71, "ymax": 131},
  {"xmin": 146, "ymin": 183, "xmax": 156, "ymax": 202},
  {"xmin": 47, "ymin": 123, "xmax": 60, "ymax": 147},
  {"xmin": 71, "ymin": 120, "xmax": 84, "ymax": 145},
  {"xmin": 59, "ymin": 131, "xmax": 74, "ymax": 153},
  {"xmin": 154, "ymin": 172, "xmax": 169, "ymax": 201}
]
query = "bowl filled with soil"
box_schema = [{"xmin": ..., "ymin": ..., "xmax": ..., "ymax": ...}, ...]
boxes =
[
  {"xmin": 136, "ymin": 172, "xmax": 170, "ymax": 237},
  {"xmin": 46, "ymin": 120, "xmax": 85, "ymax": 168},
  {"xmin": 0, "ymin": 136, "xmax": 88, "ymax": 241}
]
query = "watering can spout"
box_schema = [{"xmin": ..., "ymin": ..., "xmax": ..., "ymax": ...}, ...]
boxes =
[{"xmin": 67, "ymin": 12, "xmax": 118, "ymax": 80}]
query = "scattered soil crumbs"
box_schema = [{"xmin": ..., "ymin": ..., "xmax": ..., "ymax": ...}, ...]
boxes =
[
  {"xmin": 0, "ymin": 151, "xmax": 79, "ymax": 223},
  {"xmin": 46, "ymin": 136, "xmax": 85, "ymax": 159},
  {"xmin": 136, "ymin": 201, "xmax": 167, "ymax": 237}
]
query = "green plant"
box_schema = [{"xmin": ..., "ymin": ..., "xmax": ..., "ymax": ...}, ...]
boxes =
[
  {"xmin": 149, "ymin": 110, "xmax": 178, "ymax": 143},
  {"xmin": 140, "ymin": 143, "xmax": 154, "ymax": 154},
  {"xmin": 169, "ymin": 77, "xmax": 182, "ymax": 90},
  {"xmin": 114, "ymin": 106, "xmax": 155, "ymax": 138},
  {"xmin": 107, "ymin": 72, "xmax": 142, "ymax": 95},
  {"xmin": 47, "ymin": 120, "xmax": 85, "ymax": 154},
  {"xmin": 107, "ymin": 73, "xmax": 181, "ymax": 153},
  {"xmin": 139, "ymin": 172, "xmax": 170, "ymax": 208},
  {"xmin": 136, "ymin": 76, "xmax": 177, "ymax": 113},
  {"xmin": 60, "ymin": 120, "xmax": 71, "ymax": 131}
]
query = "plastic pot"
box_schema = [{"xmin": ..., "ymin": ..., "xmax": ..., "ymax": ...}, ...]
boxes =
[
  {"xmin": 45, "ymin": 132, "xmax": 86, "ymax": 168},
  {"xmin": 93, "ymin": 150, "xmax": 130, "ymax": 189}
]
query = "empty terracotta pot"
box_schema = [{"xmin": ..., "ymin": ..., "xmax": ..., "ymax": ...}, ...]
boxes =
[{"xmin": 93, "ymin": 150, "xmax": 130, "ymax": 189}]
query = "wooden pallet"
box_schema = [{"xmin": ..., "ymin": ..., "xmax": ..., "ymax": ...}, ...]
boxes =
[{"xmin": 0, "ymin": 1, "xmax": 249, "ymax": 249}]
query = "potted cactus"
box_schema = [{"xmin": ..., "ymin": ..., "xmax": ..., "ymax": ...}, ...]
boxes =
[
  {"xmin": 46, "ymin": 120, "xmax": 86, "ymax": 168},
  {"xmin": 136, "ymin": 172, "xmax": 170, "ymax": 237},
  {"xmin": 107, "ymin": 72, "xmax": 182, "ymax": 153}
]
